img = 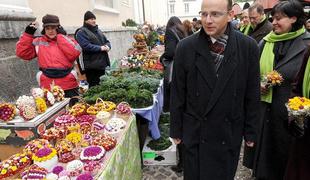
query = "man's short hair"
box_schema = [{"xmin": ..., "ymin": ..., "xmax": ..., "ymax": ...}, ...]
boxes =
[
  {"xmin": 248, "ymin": 3, "xmax": 265, "ymax": 14},
  {"xmin": 227, "ymin": 0, "xmax": 233, "ymax": 10}
]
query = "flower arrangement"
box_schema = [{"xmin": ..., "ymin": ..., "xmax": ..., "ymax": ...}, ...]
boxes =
[
  {"xmin": 0, "ymin": 153, "xmax": 31, "ymax": 179},
  {"xmin": 21, "ymin": 164, "xmax": 48, "ymax": 180},
  {"xmin": 35, "ymin": 97, "xmax": 47, "ymax": 114},
  {"xmin": 32, "ymin": 147, "xmax": 57, "ymax": 162},
  {"xmin": 54, "ymin": 114, "xmax": 76, "ymax": 128},
  {"xmin": 52, "ymin": 165, "xmax": 64, "ymax": 175},
  {"xmin": 0, "ymin": 103, "xmax": 16, "ymax": 121},
  {"xmin": 116, "ymin": 102, "xmax": 131, "ymax": 115},
  {"xmin": 70, "ymin": 103, "xmax": 87, "ymax": 117},
  {"xmin": 16, "ymin": 95, "xmax": 36, "ymax": 109},
  {"xmin": 32, "ymin": 88, "xmax": 44, "ymax": 98},
  {"xmin": 66, "ymin": 132, "xmax": 82, "ymax": 144},
  {"xmin": 19, "ymin": 104, "xmax": 37, "ymax": 121},
  {"xmin": 261, "ymin": 70, "xmax": 284, "ymax": 88},
  {"xmin": 77, "ymin": 173, "xmax": 94, "ymax": 180},
  {"xmin": 80, "ymin": 146, "xmax": 105, "ymax": 161},
  {"xmin": 43, "ymin": 89, "xmax": 55, "ymax": 106},
  {"xmin": 50, "ymin": 85, "xmax": 65, "ymax": 102},
  {"xmin": 286, "ymin": 96, "xmax": 310, "ymax": 128}
]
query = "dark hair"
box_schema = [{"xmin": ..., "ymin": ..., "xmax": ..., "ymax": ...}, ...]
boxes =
[
  {"xmin": 243, "ymin": 2, "xmax": 250, "ymax": 10},
  {"xmin": 249, "ymin": 3, "xmax": 265, "ymax": 14},
  {"xmin": 183, "ymin": 20, "xmax": 192, "ymax": 34},
  {"xmin": 192, "ymin": 17, "xmax": 198, "ymax": 22},
  {"xmin": 271, "ymin": 0, "xmax": 306, "ymax": 32},
  {"xmin": 227, "ymin": 0, "xmax": 233, "ymax": 10},
  {"xmin": 166, "ymin": 16, "xmax": 187, "ymax": 38}
]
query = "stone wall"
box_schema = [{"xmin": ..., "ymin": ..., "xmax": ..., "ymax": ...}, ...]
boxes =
[{"xmin": 0, "ymin": 22, "xmax": 136, "ymax": 101}]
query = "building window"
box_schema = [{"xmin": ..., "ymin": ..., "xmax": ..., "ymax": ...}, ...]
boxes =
[
  {"xmin": 92, "ymin": 0, "xmax": 120, "ymax": 14},
  {"xmin": 184, "ymin": 3, "xmax": 189, "ymax": 13},
  {"xmin": 170, "ymin": 4, "xmax": 175, "ymax": 14},
  {"xmin": 122, "ymin": 0, "xmax": 130, "ymax": 6}
]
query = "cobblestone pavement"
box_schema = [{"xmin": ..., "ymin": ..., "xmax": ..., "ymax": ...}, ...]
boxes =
[{"xmin": 143, "ymin": 143, "xmax": 255, "ymax": 180}]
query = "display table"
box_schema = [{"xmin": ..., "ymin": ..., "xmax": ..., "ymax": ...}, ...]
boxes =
[
  {"xmin": 0, "ymin": 99, "xmax": 69, "ymax": 157},
  {"xmin": 132, "ymin": 80, "xmax": 163, "ymax": 140},
  {"xmin": 95, "ymin": 115, "xmax": 142, "ymax": 179}
]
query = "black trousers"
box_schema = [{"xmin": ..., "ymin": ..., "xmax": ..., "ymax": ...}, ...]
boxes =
[
  {"xmin": 85, "ymin": 69, "xmax": 105, "ymax": 87},
  {"xmin": 163, "ymin": 79, "xmax": 170, "ymax": 112}
]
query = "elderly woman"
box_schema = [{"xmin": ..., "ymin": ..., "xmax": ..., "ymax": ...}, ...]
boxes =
[
  {"xmin": 16, "ymin": 14, "xmax": 81, "ymax": 97},
  {"xmin": 243, "ymin": 1, "xmax": 308, "ymax": 180}
]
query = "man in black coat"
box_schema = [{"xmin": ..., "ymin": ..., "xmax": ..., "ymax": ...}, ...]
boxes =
[
  {"xmin": 76, "ymin": 11, "xmax": 111, "ymax": 87},
  {"xmin": 169, "ymin": 0, "xmax": 261, "ymax": 179},
  {"xmin": 248, "ymin": 3, "xmax": 273, "ymax": 43}
]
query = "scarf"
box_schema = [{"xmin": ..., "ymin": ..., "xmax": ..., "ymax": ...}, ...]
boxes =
[
  {"xmin": 240, "ymin": 24, "xmax": 251, "ymax": 35},
  {"xmin": 208, "ymin": 34, "xmax": 228, "ymax": 72},
  {"xmin": 303, "ymin": 57, "xmax": 310, "ymax": 98},
  {"xmin": 260, "ymin": 27, "xmax": 305, "ymax": 103}
]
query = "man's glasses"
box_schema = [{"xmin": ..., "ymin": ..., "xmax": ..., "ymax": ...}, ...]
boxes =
[{"xmin": 199, "ymin": 11, "xmax": 228, "ymax": 20}]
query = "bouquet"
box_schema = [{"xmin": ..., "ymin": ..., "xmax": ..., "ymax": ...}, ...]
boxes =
[
  {"xmin": 261, "ymin": 70, "xmax": 284, "ymax": 89},
  {"xmin": 286, "ymin": 97, "xmax": 310, "ymax": 136}
]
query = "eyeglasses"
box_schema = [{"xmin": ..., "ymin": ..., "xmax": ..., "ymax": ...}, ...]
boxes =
[{"xmin": 199, "ymin": 11, "xmax": 229, "ymax": 20}]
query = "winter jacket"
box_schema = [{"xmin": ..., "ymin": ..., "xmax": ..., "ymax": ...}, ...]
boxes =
[
  {"xmin": 16, "ymin": 33, "xmax": 81, "ymax": 90},
  {"xmin": 75, "ymin": 25, "xmax": 111, "ymax": 70}
]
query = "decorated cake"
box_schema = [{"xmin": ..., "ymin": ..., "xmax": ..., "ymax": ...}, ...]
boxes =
[
  {"xmin": 77, "ymin": 173, "xmax": 94, "ymax": 180},
  {"xmin": 92, "ymin": 134, "xmax": 117, "ymax": 151},
  {"xmin": 43, "ymin": 89, "xmax": 55, "ymax": 106},
  {"xmin": 41, "ymin": 127, "xmax": 65, "ymax": 140},
  {"xmin": 80, "ymin": 145, "xmax": 105, "ymax": 161},
  {"xmin": 0, "ymin": 103, "xmax": 16, "ymax": 121},
  {"xmin": 50, "ymin": 85, "xmax": 65, "ymax": 102},
  {"xmin": 116, "ymin": 102, "xmax": 131, "ymax": 115},
  {"xmin": 31, "ymin": 88, "xmax": 44, "ymax": 98},
  {"xmin": 96, "ymin": 111, "xmax": 111, "ymax": 123},
  {"xmin": 104, "ymin": 117, "xmax": 127, "ymax": 137},
  {"xmin": 66, "ymin": 160, "xmax": 83, "ymax": 177},
  {"xmin": 0, "ymin": 153, "xmax": 31, "ymax": 179},
  {"xmin": 33, "ymin": 147, "xmax": 58, "ymax": 171},
  {"xmin": 24, "ymin": 139, "xmax": 51, "ymax": 156},
  {"xmin": 54, "ymin": 114, "xmax": 76, "ymax": 128},
  {"xmin": 21, "ymin": 164, "xmax": 48, "ymax": 180}
]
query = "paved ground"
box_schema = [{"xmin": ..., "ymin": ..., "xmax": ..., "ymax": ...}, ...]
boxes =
[{"xmin": 143, "ymin": 143, "xmax": 254, "ymax": 180}]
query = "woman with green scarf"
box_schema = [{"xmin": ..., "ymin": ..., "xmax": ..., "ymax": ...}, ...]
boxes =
[
  {"xmin": 284, "ymin": 50, "xmax": 310, "ymax": 180},
  {"xmin": 243, "ymin": 1, "xmax": 308, "ymax": 180}
]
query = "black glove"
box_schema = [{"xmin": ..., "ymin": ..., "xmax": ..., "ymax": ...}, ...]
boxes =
[
  {"xmin": 57, "ymin": 25, "xmax": 67, "ymax": 35},
  {"xmin": 25, "ymin": 23, "xmax": 37, "ymax": 35},
  {"xmin": 288, "ymin": 119, "xmax": 305, "ymax": 138}
]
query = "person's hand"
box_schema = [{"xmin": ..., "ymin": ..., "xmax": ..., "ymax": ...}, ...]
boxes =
[
  {"xmin": 172, "ymin": 138, "xmax": 182, "ymax": 145},
  {"xmin": 57, "ymin": 25, "xmax": 67, "ymax": 35},
  {"xmin": 25, "ymin": 21, "xmax": 38, "ymax": 35},
  {"xmin": 260, "ymin": 84, "xmax": 269, "ymax": 95},
  {"xmin": 101, "ymin": 45, "xmax": 110, "ymax": 52},
  {"xmin": 245, "ymin": 141, "xmax": 254, "ymax": 147}
]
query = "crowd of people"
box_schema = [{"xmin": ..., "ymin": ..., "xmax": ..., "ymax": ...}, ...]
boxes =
[
  {"xmin": 14, "ymin": 0, "xmax": 310, "ymax": 179},
  {"xmin": 164, "ymin": 0, "xmax": 310, "ymax": 180}
]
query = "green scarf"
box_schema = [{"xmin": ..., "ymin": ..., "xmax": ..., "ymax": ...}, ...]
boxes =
[
  {"xmin": 303, "ymin": 57, "xmax": 310, "ymax": 98},
  {"xmin": 240, "ymin": 24, "xmax": 251, "ymax": 35},
  {"xmin": 260, "ymin": 27, "xmax": 305, "ymax": 103}
]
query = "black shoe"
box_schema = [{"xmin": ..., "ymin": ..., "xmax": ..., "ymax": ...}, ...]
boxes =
[{"xmin": 171, "ymin": 165, "xmax": 183, "ymax": 173}]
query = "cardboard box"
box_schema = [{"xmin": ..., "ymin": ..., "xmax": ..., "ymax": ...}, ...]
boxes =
[
  {"xmin": 0, "ymin": 99, "xmax": 69, "ymax": 146},
  {"xmin": 142, "ymin": 137, "xmax": 177, "ymax": 166}
]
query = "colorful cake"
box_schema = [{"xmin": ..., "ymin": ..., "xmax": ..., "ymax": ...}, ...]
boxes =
[
  {"xmin": 24, "ymin": 139, "xmax": 51, "ymax": 156},
  {"xmin": 21, "ymin": 164, "xmax": 48, "ymax": 180},
  {"xmin": 54, "ymin": 114, "xmax": 76, "ymax": 128},
  {"xmin": 66, "ymin": 160, "xmax": 83, "ymax": 177},
  {"xmin": 0, "ymin": 153, "xmax": 31, "ymax": 179},
  {"xmin": 33, "ymin": 147, "xmax": 58, "ymax": 171},
  {"xmin": 77, "ymin": 173, "xmax": 94, "ymax": 180},
  {"xmin": 50, "ymin": 85, "xmax": 65, "ymax": 102},
  {"xmin": 92, "ymin": 134, "xmax": 117, "ymax": 151},
  {"xmin": 104, "ymin": 117, "xmax": 127, "ymax": 137},
  {"xmin": 80, "ymin": 146, "xmax": 105, "ymax": 161}
]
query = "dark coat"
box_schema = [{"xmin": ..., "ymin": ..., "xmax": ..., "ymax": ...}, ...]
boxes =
[
  {"xmin": 249, "ymin": 18, "xmax": 273, "ymax": 43},
  {"xmin": 284, "ymin": 49, "xmax": 310, "ymax": 180},
  {"xmin": 76, "ymin": 25, "xmax": 111, "ymax": 70},
  {"xmin": 243, "ymin": 33, "xmax": 308, "ymax": 180},
  {"xmin": 170, "ymin": 25, "xmax": 261, "ymax": 180}
]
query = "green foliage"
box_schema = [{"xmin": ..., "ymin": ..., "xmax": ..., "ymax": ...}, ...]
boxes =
[
  {"xmin": 122, "ymin": 19, "xmax": 137, "ymax": 27},
  {"xmin": 83, "ymin": 68, "xmax": 162, "ymax": 108}
]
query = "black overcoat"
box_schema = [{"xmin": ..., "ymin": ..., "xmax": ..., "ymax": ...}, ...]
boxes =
[
  {"xmin": 170, "ymin": 26, "xmax": 261, "ymax": 180},
  {"xmin": 243, "ymin": 33, "xmax": 308, "ymax": 180}
]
